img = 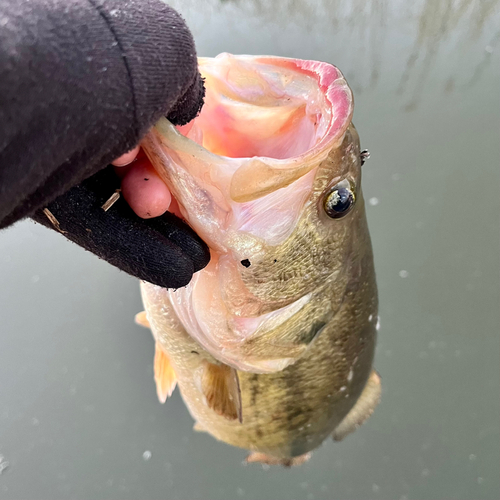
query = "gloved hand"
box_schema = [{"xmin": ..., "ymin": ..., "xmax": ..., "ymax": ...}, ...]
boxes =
[{"xmin": 0, "ymin": 0, "xmax": 210, "ymax": 288}]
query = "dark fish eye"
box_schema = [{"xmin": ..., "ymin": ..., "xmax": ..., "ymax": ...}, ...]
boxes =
[{"xmin": 323, "ymin": 180, "xmax": 356, "ymax": 218}]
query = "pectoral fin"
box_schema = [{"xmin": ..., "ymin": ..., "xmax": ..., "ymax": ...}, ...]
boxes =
[
  {"xmin": 201, "ymin": 362, "xmax": 242, "ymax": 422},
  {"xmin": 332, "ymin": 369, "xmax": 381, "ymax": 441},
  {"xmin": 154, "ymin": 343, "xmax": 177, "ymax": 403},
  {"xmin": 135, "ymin": 311, "xmax": 150, "ymax": 328}
]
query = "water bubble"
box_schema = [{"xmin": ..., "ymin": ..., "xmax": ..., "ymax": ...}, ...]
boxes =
[
  {"xmin": 421, "ymin": 468, "xmax": 430, "ymax": 477},
  {"xmin": 300, "ymin": 482, "xmax": 309, "ymax": 489},
  {"xmin": 369, "ymin": 197, "xmax": 379, "ymax": 206},
  {"xmin": 399, "ymin": 270, "xmax": 409, "ymax": 278},
  {"xmin": 469, "ymin": 454, "xmax": 477, "ymax": 461},
  {"xmin": 142, "ymin": 450, "xmax": 152, "ymax": 461},
  {"xmin": 31, "ymin": 417, "xmax": 39, "ymax": 426},
  {"xmin": 340, "ymin": 386, "xmax": 347, "ymax": 392},
  {"xmin": 477, "ymin": 477, "xmax": 484, "ymax": 484},
  {"xmin": 236, "ymin": 487, "xmax": 245, "ymax": 496},
  {"xmin": 347, "ymin": 368, "xmax": 354, "ymax": 382},
  {"xmin": 376, "ymin": 316, "xmax": 381, "ymax": 331},
  {"xmin": 485, "ymin": 45, "xmax": 493, "ymax": 53},
  {"xmin": 31, "ymin": 275, "xmax": 40, "ymax": 283},
  {"xmin": 372, "ymin": 484, "xmax": 380, "ymax": 493}
]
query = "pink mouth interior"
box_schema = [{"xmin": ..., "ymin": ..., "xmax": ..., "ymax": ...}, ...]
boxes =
[{"xmin": 176, "ymin": 58, "xmax": 333, "ymax": 161}]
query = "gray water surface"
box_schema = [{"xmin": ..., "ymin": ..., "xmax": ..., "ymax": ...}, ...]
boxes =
[{"xmin": 1, "ymin": 1, "xmax": 499, "ymax": 499}]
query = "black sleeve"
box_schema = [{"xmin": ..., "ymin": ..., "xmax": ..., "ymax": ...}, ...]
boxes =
[{"xmin": 0, "ymin": 0, "xmax": 204, "ymax": 228}]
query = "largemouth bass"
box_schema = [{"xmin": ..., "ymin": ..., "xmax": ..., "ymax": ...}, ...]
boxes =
[{"xmin": 138, "ymin": 54, "xmax": 380, "ymax": 465}]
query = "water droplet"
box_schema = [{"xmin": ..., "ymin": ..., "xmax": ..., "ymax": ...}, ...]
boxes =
[
  {"xmin": 340, "ymin": 386, "xmax": 347, "ymax": 392},
  {"xmin": 376, "ymin": 316, "xmax": 381, "ymax": 331},
  {"xmin": 31, "ymin": 275, "xmax": 40, "ymax": 283},
  {"xmin": 142, "ymin": 450, "xmax": 152, "ymax": 461},
  {"xmin": 477, "ymin": 477, "xmax": 484, "ymax": 484},
  {"xmin": 31, "ymin": 417, "xmax": 39, "ymax": 426},
  {"xmin": 369, "ymin": 197, "xmax": 379, "ymax": 206},
  {"xmin": 469, "ymin": 454, "xmax": 477, "ymax": 461},
  {"xmin": 347, "ymin": 368, "xmax": 354, "ymax": 382},
  {"xmin": 485, "ymin": 45, "xmax": 493, "ymax": 53},
  {"xmin": 421, "ymin": 468, "xmax": 430, "ymax": 477},
  {"xmin": 0, "ymin": 456, "xmax": 9, "ymax": 474},
  {"xmin": 372, "ymin": 484, "xmax": 380, "ymax": 492},
  {"xmin": 236, "ymin": 487, "xmax": 245, "ymax": 496},
  {"xmin": 399, "ymin": 270, "xmax": 409, "ymax": 278}
]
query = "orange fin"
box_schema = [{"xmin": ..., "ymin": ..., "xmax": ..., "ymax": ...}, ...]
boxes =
[
  {"xmin": 135, "ymin": 311, "xmax": 150, "ymax": 328},
  {"xmin": 332, "ymin": 369, "xmax": 381, "ymax": 441},
  {"xmin": 201, "ymin": 362, "xmax": 242, "ymax": 422},
  {"xmin": 154, "ymin": 343, "xmax": 177, "ymax": 403},
  {"xmin": 245, "ymin": 452, "xmax": 311, "ymax": 467}
]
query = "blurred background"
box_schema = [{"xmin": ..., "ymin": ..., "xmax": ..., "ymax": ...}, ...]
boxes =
[{"xmin": 0, "ymin": 0, "xmax": 499, "ymax": 499}]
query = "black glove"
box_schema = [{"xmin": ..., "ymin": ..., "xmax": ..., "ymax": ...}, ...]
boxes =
[{"xmin": 0, "ymin": 0, "xmax": 210, "ymax": 288}]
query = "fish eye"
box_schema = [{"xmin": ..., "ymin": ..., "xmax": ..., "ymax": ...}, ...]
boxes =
[{"xmin": 323, "ymin": 180, "xmax": 356, "ymax": 218}]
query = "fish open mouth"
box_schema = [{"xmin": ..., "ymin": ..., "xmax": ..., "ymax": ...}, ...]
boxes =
[
  {"xmin": 142, "ymin": 54, "xmax": 353, "ymax": 249},
  {"xmin": 141, "ymin": 55, "xmax": 354, "ymax": 372}
]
